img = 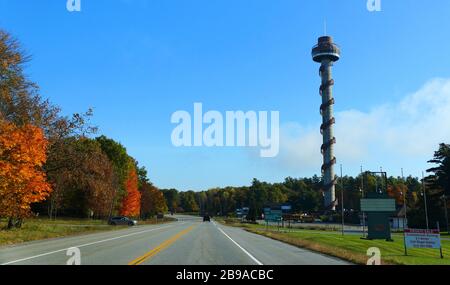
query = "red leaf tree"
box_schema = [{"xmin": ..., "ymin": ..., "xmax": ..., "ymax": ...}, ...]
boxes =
[{"xmin": 120, "ymin": 167, "xmax": 141, "ymax": 217}]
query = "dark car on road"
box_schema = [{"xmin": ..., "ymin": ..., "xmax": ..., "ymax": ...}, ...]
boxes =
[
  {"xmin": 203, "ymin": 215, "xmax": 211, "ymax": 222},
  {"xmin": 108, "ymin": 216, "xmax": 137, "ymax": 226}
]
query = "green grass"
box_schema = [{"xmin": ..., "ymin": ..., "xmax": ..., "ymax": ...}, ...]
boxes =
[
  {"xmin": 0, "ymin": 217, "xmax": 175, "ymax": 246},
  {"xmin": 217, "ymin": 218, "xmax": 450, "ymax": 265},
  {"xmin": 18, "ymin": 218, "xmax": 109, "ymax": 226}
]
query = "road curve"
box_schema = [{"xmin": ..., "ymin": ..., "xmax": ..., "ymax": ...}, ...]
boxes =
[{"xmin": 0, "ymin": 216, "xmax": 349, "ymax": 265}]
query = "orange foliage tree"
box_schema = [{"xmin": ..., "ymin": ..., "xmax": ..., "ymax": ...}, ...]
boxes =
[
  {"xmin": 0, "ymin": 121, "xmax": 51, "ymax": 228},
  {"xmin": 387, "ymin": 184, "xmax": 407, "ymax": 206},
  {"xmin": 120, "ymin": 167, "xmax": 141, "ymax": 217}
]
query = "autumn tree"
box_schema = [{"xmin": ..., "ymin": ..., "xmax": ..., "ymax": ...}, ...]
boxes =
[
  {"xmin": 0, "ymin": 121, "xmax": 51, "ymax": 228},
  {"xmin": 1, "ymin": 29, "xmax": 100, "ymax": 222},
  {"xmin": 0, "ymin": 30, "xmax": 54, "ymax": 128},
  {"xmin": 387, "ymin": 184, "xmax": 407, "ymax": 206},
  {"xmin": 140, "ymin": 183, "xmax": 168, "ymax": 219},
  {"xmin": 95, "ymin": 136, "xmax": 131, "ymax": 216},
  {"xmin": 120, "ymin": 167, "xmax": 141, "ymax": 217},
  {"xmin": 42, "ymin": 138, "xmax": 117, "ymax": 219},
  {"xmin": 0, "ymin": 30, "xmax": 96, "ymax": 141}
]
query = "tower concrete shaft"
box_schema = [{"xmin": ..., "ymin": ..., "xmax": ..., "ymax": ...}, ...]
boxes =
[{"xmin": 312, "ymin": 36, "xmax": 340, "ymax": 211}]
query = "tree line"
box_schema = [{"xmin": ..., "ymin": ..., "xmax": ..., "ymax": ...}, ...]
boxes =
[
  {"xmin": 0, "ymin": 30, "xmax": 167, "ymax": 229},
  {"xmin": 162, "ymin": 144, "xmax": 450, "ymax": 230},
  {"xmin": 2, "ymin": 29, "xmax": 449, "ymax": 231}
]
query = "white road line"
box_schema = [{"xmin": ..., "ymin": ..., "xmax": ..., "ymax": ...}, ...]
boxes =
[
  {"xmin": 1, "ymin": 223, "xmax": 183, "ymax": 265},
  {"xmin": 216, "ymin": 226, "xmax": 263, "ymax": 265}
]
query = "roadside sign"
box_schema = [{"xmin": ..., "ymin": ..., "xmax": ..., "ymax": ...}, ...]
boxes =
[
  {"xmin": 361, "ymin": 194, "xmax": 396, "ymax": 240},
  {"xmin": 361, "ymin": 199, "xmax": 396, "ymax": 212},
  {"xmin": 271, "ymin": 210, "xmax": 282, "ymax": 216},
  {"xmin": 281, "ymin": 205, "xmax": 292, "ymax": 213},
  {"xmin": 405, "ymin": 229, "xmax": 441, "ymax": 249},
  {"xmin": 265, "ymin": 210, "xmax": 282, "ymax": 222}
]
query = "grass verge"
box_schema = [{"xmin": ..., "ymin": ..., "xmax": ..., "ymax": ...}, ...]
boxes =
[
  {"xmin": 0, "ymin": 217, "xmax": 175, "ymax": 246},
  {"xmin": 216, "ymin": 218, "xmax": 450, "ymax": 265}
]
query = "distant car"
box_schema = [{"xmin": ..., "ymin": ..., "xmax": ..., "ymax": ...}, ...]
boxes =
[
  {"xmin": 109, "ymin": 216, "xmax": 137, "ymax": 226},
  {"xmin": 203, "ymin": 215, "xmax": 211, "ymax": 222}
]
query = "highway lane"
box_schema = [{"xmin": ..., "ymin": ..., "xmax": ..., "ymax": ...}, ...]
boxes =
[
  {"xmin": 0, "ymin": 221, "xmax": 184, "ymax": 265},
  {"xmin": 0, "ymin": 216, "xmax": 349, "ymax": 265}
]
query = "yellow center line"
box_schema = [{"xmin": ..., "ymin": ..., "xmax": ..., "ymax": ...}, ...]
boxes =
[{"xmin": 128, "ymin": 225, "xmax": 197, "ymax": 265}]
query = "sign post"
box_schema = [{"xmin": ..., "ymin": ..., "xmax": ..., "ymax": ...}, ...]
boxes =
[
  {"xmin": 280, "ymin": 204, "xmax": 292, "ymax": 229},
  {"xmin": 403, "ymin": 224, "xmax": 408, "ymax": 256},
  {"xmin": 264, "ymin": 209, "xmax": 282, "ymax": 231},
  {"xmin": 438, "ymin": 222, "xmax": 444, "ymax": 259},
  {"xmin": 361, "ymin": 193, "xmax": 396, "ymax": 241},
  {"xmin": 404, "ymin": 224, "xmax": 444, "ymax": 259},
  {"xmin": 264, "ymin": 208, "xmax": 271, "ymax": 231}
]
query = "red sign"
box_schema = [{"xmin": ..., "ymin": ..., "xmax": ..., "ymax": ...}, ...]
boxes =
[{"xmin": 404, "ymin": 229, "xmax": 439, "ymax": 234}]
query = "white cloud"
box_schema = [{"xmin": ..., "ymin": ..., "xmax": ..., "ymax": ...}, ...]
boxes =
[{"xmin": 276, "ymin": 78, "xmax": 450, "ymax": 174}]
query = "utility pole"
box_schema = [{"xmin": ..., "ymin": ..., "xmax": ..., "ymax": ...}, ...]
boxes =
[
  {"xmin": 402, "ymin": 168, "xmax": 408, "ymax": 256},
  {"xmin": 375, "ymin": 174, "xmax": 379, "ymax": 194},
  {"xmin": 422, "ymin": 171, "xmax": 429, "ymax": 230},
  {"xmin": 380, "ymin": 167, "xmax": 384, "ymax": 193},
  {"xmin": 402, "ymin": 168, "xmax": 407, "ymax": 228},
  {"xmin": 340, "ymin": 164, "xmax": 344, "ymax": 236},
  {"xmin": 360, "ymin": 166, "xmax": 366, "ymax": 238}
]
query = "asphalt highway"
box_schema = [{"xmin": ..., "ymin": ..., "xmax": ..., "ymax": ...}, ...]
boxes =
[{"xmin": 0, "ymin": 216, "xmax": 349, "ymax": 265}]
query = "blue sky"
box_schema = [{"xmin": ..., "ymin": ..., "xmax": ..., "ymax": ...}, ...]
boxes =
[{"xmin": 1, "ymin": 0, "xmax": 450, "ymax": 191}]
